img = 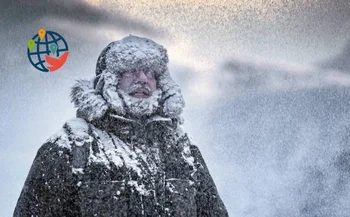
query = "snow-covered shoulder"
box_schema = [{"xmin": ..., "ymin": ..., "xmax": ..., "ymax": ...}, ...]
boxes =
[{"xmin": 46, "ymin": 118, "xmax": 94, "ymax": 150}]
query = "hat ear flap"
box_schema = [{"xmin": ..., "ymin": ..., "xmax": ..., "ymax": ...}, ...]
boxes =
[
  {"xmin": 158, "ymin": 69, "xmax": 185, "ymax": 118},
  {"xmin": 101, "ymin": 72, "xmax": 126, "ymax": 116}
]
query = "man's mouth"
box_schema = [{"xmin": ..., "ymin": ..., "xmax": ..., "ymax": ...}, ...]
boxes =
[{"xmin": 130, "ymin": 88, "xmax": 150, "ymax": 98}]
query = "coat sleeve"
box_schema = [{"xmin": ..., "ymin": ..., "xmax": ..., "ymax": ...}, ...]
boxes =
[
  {"xmin": 190, "ymin": 144, "xmax": 229, "ymax": 217},
  {"xmin": 13, "ymin": 142, "xmax": 81, "ymax": 217}
]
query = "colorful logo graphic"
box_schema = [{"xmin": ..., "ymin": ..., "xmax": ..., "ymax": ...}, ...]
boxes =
[{"xmin": 27, "ymin": 28, "xmax": 69, "ymax": 72}]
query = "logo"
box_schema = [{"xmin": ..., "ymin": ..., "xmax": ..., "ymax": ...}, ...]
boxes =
[{"xmin": 27, "ymin": 28, "xmax": 69, "ymax": 72}]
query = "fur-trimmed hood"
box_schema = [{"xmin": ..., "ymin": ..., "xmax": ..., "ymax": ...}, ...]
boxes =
[{"xmin": 70, "ymin": 35, "xmax": 185, "ymax": 124}]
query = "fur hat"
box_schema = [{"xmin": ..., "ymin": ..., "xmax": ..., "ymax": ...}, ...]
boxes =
[{"xmin": 71, "ymin": 35, "xmax": 185, "ymax": 122}]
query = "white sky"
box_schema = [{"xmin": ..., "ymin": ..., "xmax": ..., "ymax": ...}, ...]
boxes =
[{"xmin": 1, "ymin": 0, "xmax": 350, "ymax": 216}]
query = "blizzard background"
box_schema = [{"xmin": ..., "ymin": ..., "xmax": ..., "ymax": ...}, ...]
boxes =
[{"xmin": 1, "ymin": 0, "xmax": 350, "ymax": 216}]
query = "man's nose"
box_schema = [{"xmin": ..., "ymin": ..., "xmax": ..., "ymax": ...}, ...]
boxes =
[{"xmin": 135, "ymin": 71, "xmax": 148, "ymax": 83}]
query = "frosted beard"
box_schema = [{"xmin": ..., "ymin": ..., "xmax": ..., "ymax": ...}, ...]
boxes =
[{"xmin": 117, "ymin": 86, "xmax": 162, "ymax": 119}]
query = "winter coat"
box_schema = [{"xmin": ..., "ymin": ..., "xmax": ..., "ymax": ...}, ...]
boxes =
[{"xmin": 14, "ymin": 114, "xmax": 228, "ymax": 217}]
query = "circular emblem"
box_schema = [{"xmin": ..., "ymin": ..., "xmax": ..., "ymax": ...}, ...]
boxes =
[{"xmin": 27, "ymin": 29, "xmax": 69, "ymax": 72}]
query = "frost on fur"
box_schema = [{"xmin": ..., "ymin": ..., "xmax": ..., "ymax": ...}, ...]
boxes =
[{"xmin": 70, "ymin": 79, "xmax": 109, "ymax": 121}]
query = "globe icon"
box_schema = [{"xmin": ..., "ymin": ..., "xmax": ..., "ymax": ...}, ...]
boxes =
[{"xmin": 27, "ymin": 30, "xmax": 69, "ymax": 72}]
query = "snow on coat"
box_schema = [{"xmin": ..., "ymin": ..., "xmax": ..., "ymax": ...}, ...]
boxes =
[{"xmin": 14, "ymin": 35, "xmax": 228, "ymax": 217}]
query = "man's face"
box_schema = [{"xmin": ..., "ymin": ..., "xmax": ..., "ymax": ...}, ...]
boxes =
[{"xmin": 118, "ymin": 68, "xmax": 157, "ymax": 99}]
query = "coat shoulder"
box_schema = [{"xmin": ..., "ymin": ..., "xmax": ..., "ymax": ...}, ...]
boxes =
[{"xmin": 46, "ymin": 117, "xmax": 95, "ymax": 151}]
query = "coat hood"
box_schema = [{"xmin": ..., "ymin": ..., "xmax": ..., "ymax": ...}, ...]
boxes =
[{"xmin": 70, "ymin": 35, "xmax": 185, "ymax": 124}]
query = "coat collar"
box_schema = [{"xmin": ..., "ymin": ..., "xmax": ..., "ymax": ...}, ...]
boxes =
[{"xmin": 88, "ymin": 111, "xmax": 179, "ymax": 143}]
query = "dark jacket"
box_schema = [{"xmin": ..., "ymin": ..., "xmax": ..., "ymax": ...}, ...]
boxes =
[{"xmin": 14, "ymin": 113, "xmax": 229, "ymax": 216}]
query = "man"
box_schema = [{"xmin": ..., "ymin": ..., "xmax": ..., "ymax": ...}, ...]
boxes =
[{"xmin": 14, "ymin": 35, "xmax": 228, "ymax": 216}]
